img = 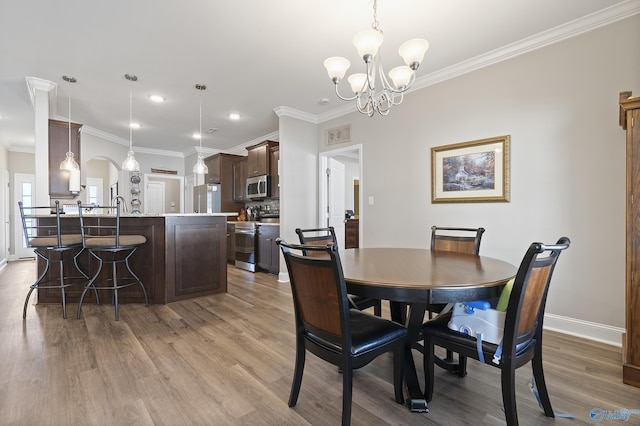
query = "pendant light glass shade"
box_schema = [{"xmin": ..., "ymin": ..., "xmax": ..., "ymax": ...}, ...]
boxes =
[
  {"xmin": 193, "ymin": 84, "xmax": 208, "ymax": 175},
  {"xmin": 60, "ymin": 151, "xmax": 79, "ymax": 171},
  {"xmin": 60, "ymin": 76, "xmax": 80, "ymax": 171},
  {"xmin": 122, "ymin": 150, "xmax": 140, "ymax": 172},
  {"xmin": 193, "ymin": 153, "xmax": 208, "ymax": 174},
  {"xmin": 122, "ymin": 74, "xmax": 140, "ymax": 172}
]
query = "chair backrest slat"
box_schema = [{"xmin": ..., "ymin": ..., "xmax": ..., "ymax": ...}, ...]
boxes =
[
  {"xmin": 430, "ymin": 226, "xmax": 485, "ymax": 255},
  {"xmin": 296, "ymin": 227, "xmax": 338, "ymax": 258},
  {"xmin": 278, "ymin": 240, "xmax": 350, "ymax": 346},
  {"xmin": 18, "ymin": 200, "xmax": 64, "ymax": 248},
  {"xmin": 504, "ymin": 238, "xmax": 570, "ymax": 349},
  {"xmin": 77, "ymin": 201, "xmax": 122, "ymax": 248},
  {"xmin": 288, "ymin": 258, "xmax": 342, "ymax": 337}
]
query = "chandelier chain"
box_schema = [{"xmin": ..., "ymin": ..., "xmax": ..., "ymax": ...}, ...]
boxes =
[{"xmin": 371, "ymin": 0, "xmax": 380, "ymax": 33}]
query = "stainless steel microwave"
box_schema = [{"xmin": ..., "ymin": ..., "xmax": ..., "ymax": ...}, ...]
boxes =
[{"xmin": 246, "ymin": 175, "xmax": 270, "ymax": 199}]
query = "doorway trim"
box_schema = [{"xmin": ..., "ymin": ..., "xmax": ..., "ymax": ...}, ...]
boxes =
[
  {"xmin": 143, "ymin": 173, "xmax": 185, "ymax": 214},
  {"xmin": 319, "ymin": 144, "xmax": 363, "ymax": 247}
]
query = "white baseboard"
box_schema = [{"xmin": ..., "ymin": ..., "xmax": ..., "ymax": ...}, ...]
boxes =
[
  {"xmin": 544, "ymin": 313, "xmax": 624, "ymax": 347},
  {"xmin": 278, "ymin": 272, "xmax": 289, "ymax": 283},
  {"xmin": 0, "ymin": 258, "xmax": 6, "ymax": 272}
]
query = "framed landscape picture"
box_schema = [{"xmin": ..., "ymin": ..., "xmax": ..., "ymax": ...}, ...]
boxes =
[{"xmin": 431, "ymin": 135, "xmax": 510, "ymax": 203}]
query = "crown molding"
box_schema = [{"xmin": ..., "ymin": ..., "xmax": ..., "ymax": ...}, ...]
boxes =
[
  {"xmin": 274, "ymin": 106, "xmax": 318, "ymax": 124},
  {"xmin": 25, "ymin": 76, "xmax": 57, "ymax": 115},
  {"xmin": 81, "ymin": 125, "xmax": 186, "ymax": 158}
]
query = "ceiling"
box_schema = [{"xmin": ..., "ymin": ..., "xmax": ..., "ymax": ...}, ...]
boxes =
[{"xmin": 0, "ymin": 0, "xmax": 637, "ymax": 158}]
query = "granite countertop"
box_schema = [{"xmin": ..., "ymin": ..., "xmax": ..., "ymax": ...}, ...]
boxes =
[
  {"xmin": 57, "ymin": 212, "xmax": 238, "ymax": 218},
  {"xmin": 228, "ymin": 220, "xmax": 280, "ymax": 226}
]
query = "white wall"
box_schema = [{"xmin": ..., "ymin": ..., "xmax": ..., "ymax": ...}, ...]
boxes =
[
  {"xmin": 0, "ymin": 143, "xmax": 8, "ymax": 268},
  {"xmin": 278, "ymin": 114, "xmax": 318, "ymax": 281},
  {"xmin": 317, "ymin": 15, "xmax": 640, "ymax": 344}
]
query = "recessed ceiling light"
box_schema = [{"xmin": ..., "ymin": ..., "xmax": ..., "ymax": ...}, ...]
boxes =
[
  {"xmin": 192, "ymin": 132, "xmax": 202, "ymax": 139},
  {"xmin": 149, "ymin": 95, "xmax": 165, "ymax": 103},
  {"xmin": 228, "ymin": 113, "xmax": 240, "ymax": 120},
  {"xmin": 129, "ymin": 122, "xmax": 141, "ymax": 129}
]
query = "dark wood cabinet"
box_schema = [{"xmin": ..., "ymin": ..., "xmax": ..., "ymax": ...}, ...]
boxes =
[
  {"xmin": 246, "ymin": 140, "xmax": 278, "ymax": 177},
  {"xmin": 37, "ymin": 215, "xmax": 228, "ymax": 305},
  {"xmin": 227, "ymin": 222, "xmax": 236, "ymax": 264},
  {"xmin": 620, "ymin": 91, "xmax": 640, "ymax": 387},
  {"xmin": 203, "ymin": 153, "xmax": 245, "ymax": 213},
  {"xmin": 257, "ymin": 224, "xmax": 279, "ymax": 275},
  {"xmin": 232, "ymin": 157, "xmax": 248, "ymax": 202},
  {"xmin": 345, "ymin": 219, "xmax": 359, "ymax": 249},
  {"xmin": 205, "ymin": 155, "xmax": 221, "ymax": 184},
  {"xmin": 49, "ymin": 119, "xmax": 81, "ymax": 198},
  {"xmin": 269, "ymin": 145, "xmax": 280, "ymax": 199}
]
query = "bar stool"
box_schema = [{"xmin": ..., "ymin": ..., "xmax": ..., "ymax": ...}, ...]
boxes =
[
  {"xmin": 18, "ymin": 200, "xmax": 91, "ymax": 319},
  {"xmin": 76, "ymin": 201, "xmax": 148, "ymax": 320}
]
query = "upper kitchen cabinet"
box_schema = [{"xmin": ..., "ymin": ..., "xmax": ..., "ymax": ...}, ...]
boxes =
[
  {"xmin": 269, "ymin": 144, "xmax": 279, "ymax": 199},
  {"xmin": 202, "ymin": 153, "xmax": 245, "ymax": 212},
  {"xmin": 246, "ymin": 140, "xmax": 279, "ymax": 177},
  {"xmin": 232, "ymin": 156, "xmax": 248, "ymax": 202},
  {"xmin": 204, "ymin": 155, "xmax": 221, "ymax": 184},
  {"xmin": 49, "ymin": 119, "xmax": 81, "ymax": 198}
]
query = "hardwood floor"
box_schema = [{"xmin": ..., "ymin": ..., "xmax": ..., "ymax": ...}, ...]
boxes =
[{"xmin": 1, "ymin": 259, "xmax": 639, "ymax": 425}]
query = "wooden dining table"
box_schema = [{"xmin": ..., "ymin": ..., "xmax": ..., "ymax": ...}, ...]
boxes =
[{"xmin": 340, "ymin": 247, "xmax": 517, "ymax": 413}]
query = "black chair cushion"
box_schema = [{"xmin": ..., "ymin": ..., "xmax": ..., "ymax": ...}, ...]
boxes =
[{"xmin": 349, "ymin": 310, "xmax": 407, "ymax": 356}]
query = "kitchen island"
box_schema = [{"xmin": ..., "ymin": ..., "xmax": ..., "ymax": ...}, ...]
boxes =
[{"xmin": 37, "ymin": 213, "xmax": 236, "ymax": 305}]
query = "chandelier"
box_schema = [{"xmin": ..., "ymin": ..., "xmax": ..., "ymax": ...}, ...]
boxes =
[
  {"xmin": 192, "ymin": 84, "xmax": 209, "ymax": 175},
  {"xmin": 121, "ymin": 73, "xmax": 140, "ymax": 172},
  {"xmin": 59, "ymin": 76, "xmax": 79, "ymax": 171},
  {"xmin": 323, "ymin": 0, "xmax": 429, "ymax": 116}
]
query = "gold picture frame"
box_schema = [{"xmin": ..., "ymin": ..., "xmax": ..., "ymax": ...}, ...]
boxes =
[{"xmin": 431, "ymin": 135, "xmax": 510, "ymax": 203}]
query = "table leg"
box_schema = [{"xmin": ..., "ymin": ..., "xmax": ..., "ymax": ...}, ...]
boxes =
[{"xmin": 391, "ymin": 301, "xmax": 429, "ymax": 413}]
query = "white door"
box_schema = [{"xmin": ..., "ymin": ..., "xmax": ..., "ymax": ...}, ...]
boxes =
[
  {"xmin": 13, "ymin": 173, "xmax": 36, "ymax": 259},
  {"xmin": 3, "ymin": 171, "xmax": 9, "ymax": 262},
  {"xmin": 327, "ymin": 158, "xmax": 346, "ymax": 248},
  {"xmin": 147, "ymin": 181, "xmax": 165, "ymax": 214},
  {"xmin": 185, "ymin": 175, "xmax": 194, "ymax": 214},
  {"xmin": 86, "ymin": 177, "xmax": 104, "ymax": 206}
]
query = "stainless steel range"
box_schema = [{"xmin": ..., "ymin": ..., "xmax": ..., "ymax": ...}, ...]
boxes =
[{"xmin": 235, "ymin": 222, "xmax": 257, "ymax": 272}]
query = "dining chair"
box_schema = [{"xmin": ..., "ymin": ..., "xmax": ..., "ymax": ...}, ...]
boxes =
[
  {"xmin": 18, "ymin": 200, "xmax": 91, "ymax": 319},
  {"xmin": 295, "ymin": 227, "xmax": 382, "ymax": 316},
  {"xmin": 76, "ymin": 201, "xmax": 148, "ymax": 320},
  {"xmin": 422, "ymin": 237, "xmax": 571, "ymax": 426},
  {"xmin": 423, "ymin": 226, "xmax": 486, "ymax": 376},
  {"xmin": 277, "ymin": 239, "xmax": 407, "ymax": 426}
]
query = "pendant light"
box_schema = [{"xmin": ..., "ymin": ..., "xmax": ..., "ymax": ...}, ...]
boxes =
[
  {"xmin": 192, "ymin": 84, "xmax": 209, "ymax": 175},
  {"xmin": 59, "ymin": 76, "xmax": 80, "ymax": 171},
  {"xmin": 121, "ymin": 74, "xmax": 140, "ymax": 172}
]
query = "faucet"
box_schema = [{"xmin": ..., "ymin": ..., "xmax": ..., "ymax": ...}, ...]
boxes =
[{"xmin": 111, "ymin": 195, "xmax": 128, "ymax": 213}]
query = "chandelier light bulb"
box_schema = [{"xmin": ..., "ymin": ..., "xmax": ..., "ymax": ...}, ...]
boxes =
[
  {"xmin": 352, "ymin": 29, "xmax": 383, "ymax": 61},
  {"xmin": 324, "ymin": 57, "xmax": 351, "ymax": 82},
  {"xmin": 389, "ymin": 66, "xmax": 414, "ymax": 89},
  {"xmin": 398, "ymin": 38, "xmax": 429, "ymax": 69},
  {"xmin": 347, "ymin": 73, "xmax": 368, "ymax": 95}
]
